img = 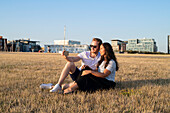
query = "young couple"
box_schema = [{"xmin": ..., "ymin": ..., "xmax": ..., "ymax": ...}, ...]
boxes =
[{"xmin": 40, "ymin": 38, "xmax": 119, "ymax": 94}]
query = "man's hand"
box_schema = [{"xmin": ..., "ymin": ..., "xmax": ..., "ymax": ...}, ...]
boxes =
[
  {"xmin": 61, "ymin": 50, "xmax": 69, "ymax": 57},
  {"xmin": 81, "ymin": 70, "xmax": 92, "ymax": 76},
  {"xmin": 61, "ymin": 50, "xmax": 66, "ymax": 56}
]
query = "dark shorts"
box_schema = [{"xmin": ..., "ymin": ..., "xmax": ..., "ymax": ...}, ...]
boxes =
[{"xmin": 70, "ymin": 67, "xmax": 81, "ymax": 81}]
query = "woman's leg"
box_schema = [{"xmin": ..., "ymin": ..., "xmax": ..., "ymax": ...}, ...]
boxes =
[
  {"xmin": 62, "ymin": 81, "xmax": 75, "ymax": 90},
  {"xmin": 63, "ymin": 82, "xmax": 79, "ymax": 94}
]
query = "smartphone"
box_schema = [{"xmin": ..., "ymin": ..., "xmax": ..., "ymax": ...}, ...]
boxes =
[{"xmin": 64, "ymin": 51, "xmax": 69, "ymax": 56}]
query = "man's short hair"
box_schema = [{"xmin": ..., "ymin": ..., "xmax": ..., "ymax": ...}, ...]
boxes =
[{"xmin": 92, "ymin": 38, "xmax": 102, "ymax": 47}]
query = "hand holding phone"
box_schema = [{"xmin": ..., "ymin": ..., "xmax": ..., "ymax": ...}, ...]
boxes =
[{"xmin": 62, "ymin": 50, "xmax": 69, "ymax": 57}]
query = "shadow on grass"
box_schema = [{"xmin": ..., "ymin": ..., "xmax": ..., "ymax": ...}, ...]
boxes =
[{"xmin": 116, "ymin": 78, "xmax": 170, "ymax": 89}]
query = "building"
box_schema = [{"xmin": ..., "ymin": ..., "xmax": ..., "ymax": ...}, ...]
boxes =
[
  {"xmin": 168, "ymin": 35, "xmax": 170, "ymax": 54},
  {"xmin": 111, "ymin": 39, "xmax": 127, "ymax": 52},
  {"xmin": 44, "ymin": 40, "xmax": 89, "ymax": 53},
  {"xmin": 0, "ymin": 36, "xmax": 8, "ymax": 51},
  {"xmin": 44, "ymin": 44, "xmax": 89, "ymax": 53},
  {"xmin": 7, "ymin": 38, "xmax": 41, "ymax": 52},
  {"xmin": 54, "ymin": 40, "xmax": 80, "ymax": 45},
  {"xmin": 126, "ymin": 38, "xmax": 157, "ymax": 52}
]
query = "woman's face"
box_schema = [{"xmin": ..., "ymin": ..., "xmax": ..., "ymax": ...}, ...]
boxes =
[{"xmin": 99, "ymin": 45, "xmax": 105, "ymax": 56}]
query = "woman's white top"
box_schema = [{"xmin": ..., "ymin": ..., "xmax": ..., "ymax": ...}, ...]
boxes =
[{"xmin": 98, "ymin": 59, "xmax": 116, "ymax": 82}]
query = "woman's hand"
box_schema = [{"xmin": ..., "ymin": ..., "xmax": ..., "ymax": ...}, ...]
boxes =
[
  {"xmin": 81, "ymin": 65, "xmax": 91, "ymax": 70},
  {"xmin": 81, "ymin": 70, "xmax": 92, "ymax": 76}
]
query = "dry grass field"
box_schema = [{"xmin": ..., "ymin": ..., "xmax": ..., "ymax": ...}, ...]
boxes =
[{"xmin": 0, "ymin": 52, "xmax": 169, "ymax": 112}]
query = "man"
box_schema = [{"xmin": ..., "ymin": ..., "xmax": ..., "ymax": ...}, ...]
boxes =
[{"xmin": 40, "ymin": 38, "xmax": 102, "ymax": 92}]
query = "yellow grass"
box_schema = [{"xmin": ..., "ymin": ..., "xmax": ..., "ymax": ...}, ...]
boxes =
[{"xmin": 0, "ymin": 52, "xmax": 169, "ymax": 112}]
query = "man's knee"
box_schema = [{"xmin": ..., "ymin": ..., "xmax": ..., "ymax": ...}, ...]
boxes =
[
  {"xmin": 66, "ymin": 62, "xmax": 75, "ymax": 68},
  {"xmin": 66, "ymin": 62, "xmax": 76, "ymax": 71},
  {"xmin": 66, "ymin": 62, "xmax": 76, "ymax": 74}
]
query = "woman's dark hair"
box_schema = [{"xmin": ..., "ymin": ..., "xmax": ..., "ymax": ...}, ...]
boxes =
[{"xmin": 97, "ymin": 42, "xmax": 119, "ymax": 71}]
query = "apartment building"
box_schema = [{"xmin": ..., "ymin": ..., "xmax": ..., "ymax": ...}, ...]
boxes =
[
  {"xmin": 7, "ymin": 38, "xmax": 41, "ymax": 52},
  {"xmin": 0, "ymin": 36, "xmax": 8, "ymax": 51},
  {"xmin": 44, "ymin": 40, "xmax": 89, "ymax": 53},
  {"xmin": 126, "ymin": 38, "xmax": 157, "ymax": 52},
  {"xmin": 111, "ymin": 39, "xmax": 127, "ymax": 52},
  {"xmin": 54, "ymin": 40, "xmax": 80, "ymax": 45}
]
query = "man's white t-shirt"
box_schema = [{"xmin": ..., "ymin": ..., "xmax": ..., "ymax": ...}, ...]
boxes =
[
  {"xmin": 98, "ymin": 59, "xmax": 116, "ymax": 82},
  {"xmin": 78, "ymin": 51, "xmax": 101, "ymax": 70}
]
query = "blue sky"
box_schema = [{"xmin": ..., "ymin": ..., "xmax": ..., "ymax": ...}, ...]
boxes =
[{"xmin": 0, "ymin": 0, "xmax": 170, "ymax": 52}]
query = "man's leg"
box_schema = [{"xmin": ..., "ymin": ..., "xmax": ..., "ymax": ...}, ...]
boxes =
[
  {"xmin": 50, "ymin": 62, "xmax": 76, "ymax": 92},
  {"xmin": 57, "ymin": 62, "xmax": 76, "ymax": 86},
  {"xmin": 51, "ymin": 82, "xmax": 74, "ymax": 89}
]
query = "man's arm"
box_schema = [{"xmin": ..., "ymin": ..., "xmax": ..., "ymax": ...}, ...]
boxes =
[
  {"xmin": 63, "ymin": 56, "xmax": 81, "ymax": 62},
  {"xmin": 62, "ymin": 50, "xmax": 81, "ymax": 62}
]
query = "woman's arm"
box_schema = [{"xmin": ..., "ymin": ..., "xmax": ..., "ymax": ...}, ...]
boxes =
[{"xmin": 81, "ymin": 69, "xmax": 111, "ymax": 78}]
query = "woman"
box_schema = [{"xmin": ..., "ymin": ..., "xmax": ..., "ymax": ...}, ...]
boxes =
[{"xmin": 63, "ymin": 42, "xmax": 119, "ymax": 94}]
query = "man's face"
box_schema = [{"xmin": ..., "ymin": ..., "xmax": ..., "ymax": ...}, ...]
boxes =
[{"xmin": 90, "ymin": 41, "xmax": 100, "ymax": 53}]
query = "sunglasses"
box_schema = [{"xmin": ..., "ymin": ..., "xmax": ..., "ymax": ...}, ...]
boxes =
[{"xmin": 90, "ymin": 45, "xmax": 97, "ymax": 48}]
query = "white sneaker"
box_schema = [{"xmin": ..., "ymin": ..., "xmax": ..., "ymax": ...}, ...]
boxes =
[
  {"xmin": 40, "ymin": 83, "xmax": 53, "ymax": 89},
  {"xmin": 50, "ymin": 84, "xmax": 62, "ymax": 92}
]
